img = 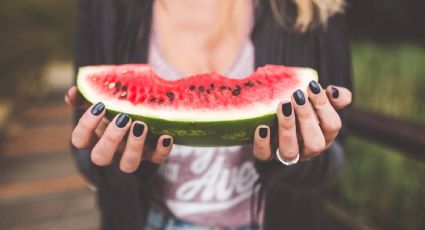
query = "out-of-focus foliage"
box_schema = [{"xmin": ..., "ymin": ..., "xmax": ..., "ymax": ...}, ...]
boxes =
[
  {"xmin": 0, "ymin": 0, "xmax": 75, "ymax": 97},
  {"xmin": 327, "ymin": 42, "xmax": 425, "ymax": 230}
]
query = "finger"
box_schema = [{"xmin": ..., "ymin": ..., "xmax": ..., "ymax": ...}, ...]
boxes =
[
  {"xmin": 253, "ymin": 125, "xmax": 272, "ymax": 161},
  {"xmin": 148, "ymin": 135, "xmax": 173, "ymax": 164},
  {"xmin": 292, "ymin": 90, "xmax": 326, "ymax": 159},
  {"xmin": 120, "ymin": 121, "xmax": 148, "ymax": 173},
  {"xmin": 91, "ymin": 113, "xmax": 131, "ymax": 166},
  {"xmin": 326, "ymin": 86, "xmax": 352, "ymax": 110},
  {"xmin": 94, "ymin": 118, "xmax": 110, "ymax": 138},
  {"xmin": 276, "ymin": 101, "xmax": 299, "ymax": 161},
  {"xmin": 71, "ymin": 102, "xmax": 106, "ymax": 149},
  {"xmin": 64, "ymin": 86, "xmax": 89, "ymax": 109},
  {"xmin": 308, "ymin": 81, "xmax": 342, "ymax": 147}
]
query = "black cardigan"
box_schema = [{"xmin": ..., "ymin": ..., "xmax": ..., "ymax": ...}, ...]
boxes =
[{"xmin": 73, "ymin": 0, "xmax": 351, "ymax": 229}]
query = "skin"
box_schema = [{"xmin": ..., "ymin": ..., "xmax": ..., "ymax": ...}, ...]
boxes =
[{"xmin": 67, "ymin": 0, "xmax": 352, "ymax": 172}]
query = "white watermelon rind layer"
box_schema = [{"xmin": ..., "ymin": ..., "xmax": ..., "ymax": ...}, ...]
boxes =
[
  {"xmin": 77, "ymin": 65, "xmax": 318, "ymax": 146},
  {"xmin": 77, "ymin": 66, "xmax": 317, "ymax": 122}
]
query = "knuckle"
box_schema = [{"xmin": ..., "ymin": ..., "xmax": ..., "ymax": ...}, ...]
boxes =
[
  {"xmin": 279, "ymin": 120, "xmax": 295, "ymax": 130},
  {"xmin": 91, "ymin": 152, "xmax": 110, "ymax": 166},
  {"xmin": 71, "ymin": 131, "xmax": 87, "ymax": 149},
  {"xmin": 304, "ymin": 139, "xmax": 326, "ymax": 155},
  {"xmin": 323, "ymin": 118, "xmax": 342, "ymax": 133},
  {"xmin": 103, "ymin": 131, "xmax": 121, "ymax": 144},
  {"xmin": 254, "ymin": 147, "xmax": 271, "ymax": 161}
]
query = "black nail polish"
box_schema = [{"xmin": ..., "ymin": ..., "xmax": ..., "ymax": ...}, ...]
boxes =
[
  {"xmin": 116, "ymin": 114, "xmax": 130, "ymax": 128},
  {"xmin": 259, "ymin": 128, "xmax": 268, "ymax": 138},
  {"xmin": 282, "ymin": 102, "xmax": 292, "ymax": 117},
  {"xmin": 332, "ymin": 87, "xmax": 339, "ymax": 99},
  {"xmin": 162, "ymin": 138, "xmax": 171, "ymax": 147},
  {"xmin": 133, "ymin": 123, "xmax": 145, "ymax": 137},
  {"xmin": 293, "ymin": 90, "xmax": 306, "ymax": 105},
  {"xmin": 91, "ymin": 102, "xmax": 105, "ymax": 116},
  {"xmin": 309, "ymin": 81, "xmax": 321, "ymax": 94}
]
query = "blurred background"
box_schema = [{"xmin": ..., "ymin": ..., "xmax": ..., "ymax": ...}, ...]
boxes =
[{"xmin": 0, "ymin": 0, "xmax": 424, "ymax": 229}]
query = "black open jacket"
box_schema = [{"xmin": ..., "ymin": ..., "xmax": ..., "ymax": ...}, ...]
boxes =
[{"xmin": 73, "ymin": 1, "xmax": 352, "ymax": 229}]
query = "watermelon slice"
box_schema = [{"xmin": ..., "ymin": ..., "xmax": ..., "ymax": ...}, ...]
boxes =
[{"xmin": 77, "ymin": 64, "xmax": 317, "ymax": 146}]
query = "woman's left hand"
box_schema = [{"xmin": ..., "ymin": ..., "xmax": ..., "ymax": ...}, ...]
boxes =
[{"xmin": 253, "ymin": 81, "xmax": 352, "ymax": 164}]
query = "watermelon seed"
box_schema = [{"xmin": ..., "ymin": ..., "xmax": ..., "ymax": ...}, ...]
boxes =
[
  {"xmin": 198, "ymin": 86, "xmax": 205, "ymax": 92},
  {"xmin": 120, "ymin": 92, "xmax": 127, "ymax": 99},
  {"xmin": 220, "ymin": 86, "xmax": 227, "ymax": 90},
  {"xmin": 245, "ymin": 81, "xmax": 254, "ymax": 87},
  {"xmin": 190, "ymin": 85, "xmax": 196, "ymax": 91},
  {"xmin": 210, "ymin": 84, "xmax": 215, "ymax": 89},
  {"xmin": 108, "ymin": 82, "xmax": 116, "ymax": 89},
  {"xmin": 122, "ymin": 85, "xmax": 128, "ymax": 91},
  {"xmin": 158, "ymin": 99, "xmax": 164, "ymax": 104},
  {"xmin": 256, "ymin": 80, "xmax": 262, "ymax": 84},
  {"xmin": 232, "ymin": 89, "xmax": 241, "ymax": 96},
  {"xmin": 236, "ymin": 85, "xmax": 241, "ymax": 90},
  {"xmin": 149, "ymin": 98, "xmax": 157, "ymax": 102},
  {"xmin": 115, "ymin": 82, "xmax": 122, "ymax": 88},
  {"xmin": 206, "ymin": 89, "xmax": 211, "ymax": 94},
  {"xmin": 166, "ymin": 92, "xmax": 174, "ymax": 100}
]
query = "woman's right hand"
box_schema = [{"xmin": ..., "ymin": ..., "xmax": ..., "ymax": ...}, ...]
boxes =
[{"xmin": 65, "ymin": 86, "xmax": 173, "ymax": 173}]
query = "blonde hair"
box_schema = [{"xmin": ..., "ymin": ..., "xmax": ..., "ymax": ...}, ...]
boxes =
[{"xmin": 270, "ymin": 0, "xmax": 346, "ymax": 31}]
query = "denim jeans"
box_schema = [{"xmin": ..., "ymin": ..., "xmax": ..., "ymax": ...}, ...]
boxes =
[{"xmin": 145, "ymin": 209, "xmax": 262, "ymax": 230}]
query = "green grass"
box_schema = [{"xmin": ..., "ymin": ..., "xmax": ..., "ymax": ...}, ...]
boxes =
[{"xmin": 327, "ymin": 42, "xmax": 425, "ymax": 230}]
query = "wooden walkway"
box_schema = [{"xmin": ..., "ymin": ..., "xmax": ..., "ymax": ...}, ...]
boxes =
[{"xmin": 0, "ymin": 97, "xmax": 99, "ymax": 230}]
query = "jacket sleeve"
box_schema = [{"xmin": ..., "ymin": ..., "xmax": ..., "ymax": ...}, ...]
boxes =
[{"xmin": 257, "ymin": 13, "xmax": 352, "ymax": 187}]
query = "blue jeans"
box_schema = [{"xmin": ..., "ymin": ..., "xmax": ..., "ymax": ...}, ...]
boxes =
[{"xmin": 145, "ymin": 209, "xmax": 261, "ymax": 230}]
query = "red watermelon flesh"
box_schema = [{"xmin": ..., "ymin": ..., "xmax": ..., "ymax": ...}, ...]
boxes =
[{"xmin": 77, "ymin": 64, "xmax": 317, "ymax": 146}]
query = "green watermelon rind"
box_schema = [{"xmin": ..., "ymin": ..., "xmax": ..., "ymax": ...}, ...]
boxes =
[{"xmin": 77, "ymin": 65, "xmax": 317, "ymax": 146}]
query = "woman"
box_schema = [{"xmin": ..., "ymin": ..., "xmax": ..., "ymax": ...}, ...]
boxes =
[{"xmin": 65, "ymin": 0, "xmax": 352, "ymax": 229}]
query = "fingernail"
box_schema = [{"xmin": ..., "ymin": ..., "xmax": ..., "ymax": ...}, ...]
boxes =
[
  {"xmin": 116, "ymin": 113, "xmax": 130, "ymax": 128},
  {"xmin": 309, "ymin": 81, "xmax": 321, "ymax": 94},
  {"xmin": 282, "ymin": 102, "xmax": 292, "ymax": 117},
  {"xmin": 162, "ymin": 138, "xmax": 171, "ymax": 147},
  {"xmin": 293, "ymin": 90, "xmax": 306, "ymax": 105},
  {"xmin": 259, "ymin": 127, "xmax": 268, "ymax": 138},
  {"xmin": 91, "ymin": 102, "xmax": 105, "ymax": 116},
  {"xmin": 133, "ymin": 123, "xmax": 145, "ymax": 137},
  {"xmin": 332, "ymin": 87, "xmax": 339, "ymax": 99}
]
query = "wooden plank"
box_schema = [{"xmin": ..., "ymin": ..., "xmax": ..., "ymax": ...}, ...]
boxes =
[
  {"xmin": 347, "ymin": 107, "xmax": 425, "ymax": 160},
  {"xmin": 0, "ymin": 174, "xmax": 87, "ymax": 200},
  {"xmin": 3, "ymin": 123, "xmax": 72, "ymax": 157},
  {"xmin": 0, "ymin": 152, "xmax": 79, "ymax": 184},
  {"xmin": 0, "ymin": 189, "xmax": 99, "ymax": 229}
]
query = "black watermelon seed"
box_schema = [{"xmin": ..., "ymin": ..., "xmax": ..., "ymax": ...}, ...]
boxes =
[
  {"xmin": 236, "ymin": 85, "xmax": 241, "ymax": 90},
  {"xmin": 122, "ymin": 85, "xmax": 128, "ymax": 91},
  {"xmin": 198, "ymin": 86, "xmax": 205, "ymax": 92},
  {"xmin": 232, "ymin": 89, "xmax": 241, "ymax": 96},
  {"xmin": 190, "ymin": 85, "xmax": 196, "ymax": 91},
  {"xmin": 256, "ymin": 80, "xmax": 262, "ymax": 84},
  {"xmin": 115, "ymin": 82, "xmax": 122, "ymax": 88},
  {"xmin": 166, "ymin": 92, "xmax": 174, "ymax": 100},
  {"xmin": 149, "ymin": 98, "xmax": 157, "ymax": 102},
  {"xmin": 210, "ymin": 84, "xmax": 215, "ymax": 89},
  {"xmin": 220, "ymin": 86, "xmax": 227, "ymax": 90},
  {"xmin": 245, "ymin": 81, "xmax": 254, "ymax": 87},
  {"xmin": 206, "ymin": 89, "xmax": 211, "ymax": 94}
]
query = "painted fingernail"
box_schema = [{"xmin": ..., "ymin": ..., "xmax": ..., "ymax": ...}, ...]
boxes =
[
  {"xmin": 309, "ymin": 81, "xmax": 321, "ymax": 94},
  {"xmin": 91, "ymin": 102, "xmax": 105, "ymax": 116},
  {"xmin": 116, "ymin": 113, "xmax": 130, "ymax": 128},
  {"xmin": 162, "ymin": 138, "xmax": 171, "ymax": 147},
  {"xmin": 133, "ymin": 123, "xmax": 145, "ymax": 137},
  {"xmin": 259, "ymin": 127, "xmax": 268, "ymax": 138},
  {"xmin": 331, "ymin": 87, "xmax": 339, "ymax": 99},
  {"xmin": 293, "ymin": 90, "xmax": 306, "ymax": 105},
  {"xmin": 282, "ymin": 102, "xmax": 292, "ymax": 117}
]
